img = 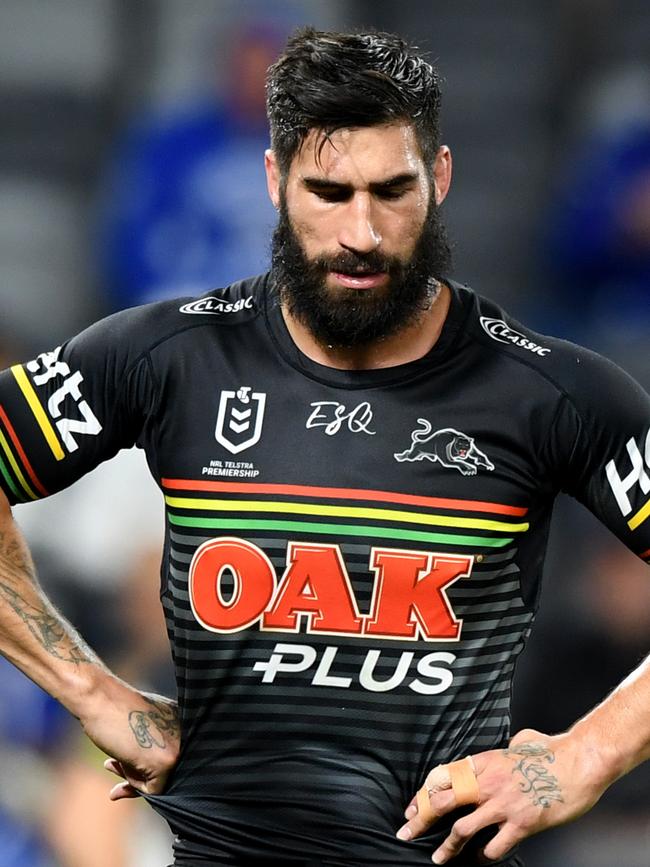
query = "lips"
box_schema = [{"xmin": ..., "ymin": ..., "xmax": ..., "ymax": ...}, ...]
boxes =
[{"xmin": 330, "ymin": 271, "xmax": 389, "ymax": 289}]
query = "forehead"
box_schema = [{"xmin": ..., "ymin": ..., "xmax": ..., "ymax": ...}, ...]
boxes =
[{"xmin": 291, "ymin": 122, "xmax": 426, "ymax": 182}]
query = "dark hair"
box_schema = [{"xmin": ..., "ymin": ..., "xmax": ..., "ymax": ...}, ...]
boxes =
[{"xmin": 266, "ymin": 27, "xmax": 442, "ymax": 176}]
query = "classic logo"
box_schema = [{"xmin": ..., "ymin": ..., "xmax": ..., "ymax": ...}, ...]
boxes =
[
  {"xmin": 480, "ymin": 316, "xmax": 550, "ymax": 357},
  {"xmin": 180, "ymin": 296, "xmax": 254, "ymax": 315},
  {"xmin": 394, "ymin": 420, "xmax": 494, "ymax": 476},
  {"xmin": 215, "ymin": 386, "xmax": 266, "ymax": 454},
  {"xmin": 306, "ymin": 401, "xmax": 376, "ymax": 436}
]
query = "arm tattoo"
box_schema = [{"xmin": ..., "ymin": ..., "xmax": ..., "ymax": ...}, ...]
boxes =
[
  {"xmin": 129, "ymin": 698, "xmax": 180, "ymax": 750},
  {"xmin": 0, "ymin": 531, "xmax": 93, "ymax": 665},
  {"xmin": 503, "ymin": 742, "xmax": 564, "ymax": 808}
]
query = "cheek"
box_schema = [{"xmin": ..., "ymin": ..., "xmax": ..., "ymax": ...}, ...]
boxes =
[
  {"xmin": 383, "ymin": 211, "xmax": 425, "ymax": 255},
  {"xmin": 291, "ymin": 209, "xmax": 339, "ymax": 256}
]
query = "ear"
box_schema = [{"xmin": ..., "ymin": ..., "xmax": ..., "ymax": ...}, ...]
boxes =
[
  {"xmin": 265, "ymin": 149, "xmax": 281, "ymax": 209},
  {"xmin": 432, "ymin": 146, "xmax": 452, "ymax": 206}
]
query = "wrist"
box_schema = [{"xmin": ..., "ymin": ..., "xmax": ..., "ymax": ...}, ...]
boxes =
[
  {"xmin": 59, "ymin": 665, "xmax": 131, "ymax": 722},
  {"xmin": 566, "ymin": 717, "xmax": 629, "ymax": 791}
]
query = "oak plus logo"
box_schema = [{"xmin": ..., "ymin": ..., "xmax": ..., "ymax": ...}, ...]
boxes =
[
  {"xmin": 188, "ymin": 539, "xmax": 472, "ymax": 694},
  {"xmin": 215, "ymin": 386, "xmax": 266, "ymax": 454},
  {"xmin": 480, "ymin": 317, "xmax": 550, "ymax": 357},
  {"xmin": 605, "ymin": 430, "xmax": 650, "ymax": 525}
]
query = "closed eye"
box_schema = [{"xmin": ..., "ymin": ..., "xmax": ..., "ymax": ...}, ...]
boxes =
[
  {"xmin": 370, "ymin": 174, "xmax": 419, "ymax": 200},
  {"xmin": 301, "ymin": 172, "xmax": 419, "ymax": 203},
  {"xmin": 315, "ymin": 188, "xmax": 351, "ymax": 203},
  {"xmin": 303, "ymin": 179, "xmax": 352, "ymax": 202},
  {"xmin": 374, "ymin": 188, "xmax": 408, "ymax": 201}
]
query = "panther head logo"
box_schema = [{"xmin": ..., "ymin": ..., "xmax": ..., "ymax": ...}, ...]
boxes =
[{"xmin": 450, "ymin": 435, "xmax": 472, "ymax": 461}]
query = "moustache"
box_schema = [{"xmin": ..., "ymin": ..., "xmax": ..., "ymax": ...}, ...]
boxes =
[{"xmin": 308, "ymin": 251, "xmax": 401, "ymax": 277}]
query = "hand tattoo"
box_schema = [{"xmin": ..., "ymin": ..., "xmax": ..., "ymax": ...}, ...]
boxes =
[
  {"xmin": 129, "ymin": 698, "xmax": 180, "ymax": 750},
  {"xmin": 503, "ymin": 742, "xmax": 564, "ymax": 808}
]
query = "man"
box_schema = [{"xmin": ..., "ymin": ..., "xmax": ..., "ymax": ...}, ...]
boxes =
[{"xmin": 0, "ymin": 27, "xmax": 649, "ymax": 867}]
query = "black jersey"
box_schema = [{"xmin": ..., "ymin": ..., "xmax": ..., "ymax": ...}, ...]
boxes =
[{"xmin": 1, "ymin": 275, "xmax": 649, "ymax": 866}]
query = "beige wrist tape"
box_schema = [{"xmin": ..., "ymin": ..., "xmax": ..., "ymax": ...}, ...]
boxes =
[{"xmin": 416, "ymin": 756, "xmax": 479, "ymax": 823}]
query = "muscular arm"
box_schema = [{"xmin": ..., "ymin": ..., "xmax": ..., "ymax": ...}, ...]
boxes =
[
  {"xmin": 0, "ymin": 489, "xmax": 179, "ymax": 797},
  {"xmin": 0, "ymin": 488, "xmax": 108, "ymax": 699},
  {"xmin": 570, "ymin": 652, "xmax": 650, "ymax": 785},
  {"xmin": 398, "ymin": 653, "xmax": 650, "ymax": 862}
]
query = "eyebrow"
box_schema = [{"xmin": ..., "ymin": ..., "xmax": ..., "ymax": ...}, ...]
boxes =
[{"xmin": 301, "ymin": 172, "xmax": 419, "ymax": 193}]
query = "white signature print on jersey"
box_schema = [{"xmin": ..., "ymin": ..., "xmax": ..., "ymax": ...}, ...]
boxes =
[{"xmin": 306, "ymin": 401, "xmax": 376, "ymax": 436}]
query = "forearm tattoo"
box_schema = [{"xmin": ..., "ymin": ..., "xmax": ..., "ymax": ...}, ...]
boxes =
[
  {"xmin": 0, "ymin": 530, "xmax": 93, "ymax": 664},
  {"xmin": 503, "ymin": 742, "xmax": 564, "ymax": 808},
  {"xmin": 129, "ymin": 697, "xmax": 180, "ymax": 750}
]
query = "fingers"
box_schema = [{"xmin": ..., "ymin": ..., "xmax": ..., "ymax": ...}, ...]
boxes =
[
  {"xmin": 480, "ymin": 823, "xmax": 527, "ymax": 862},
  {"xmin": 104, "ymin": 757, "xmax": 143, "ymax": 799},
  {"xmin": 109, "ymin": 780, "xmax": 142, "ymax": 801},
  {"xmin": 397, "ymin": 787, "xmax": 457, "ymax": 840},
  {"xmin": 430, "ymin": 805, "xmax": 498, "ymax": 864},
  {"xmin": 398, "ymin": 758, "xmax": 481, "ymax": 842},
  {"xmin": 424, "ymin": 763, "xmax": 455, "ymax": 793},
  {"xmin": 103, "ymin": 758, "xmax": 125, "ymax": 778},
  {"xmin": 104, "ymin": 757, "xmax": 171, "ymax": 799}
]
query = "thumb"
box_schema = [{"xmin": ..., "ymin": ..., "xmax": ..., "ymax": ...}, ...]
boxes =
[{"xmin": 109, "ymin": 780, "xmax": 142, "ymax": 801}]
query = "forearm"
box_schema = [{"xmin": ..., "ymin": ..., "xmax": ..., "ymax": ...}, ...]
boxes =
[
  {"xmin": 0, "ymin": 495, "xmax": 112, "ymax": 717},
  {"xmin": 568, "ymin": 653, "xmax": 650, "ymax": 787}
]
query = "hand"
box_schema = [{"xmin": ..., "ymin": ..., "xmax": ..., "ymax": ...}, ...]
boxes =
[
  {"xmin": 79, "ymin": 680, "xmax": 180, "ymax": 801},
  {"xmin": 397, "ymin": 728, "xmax": 608, "ymax": 863}
]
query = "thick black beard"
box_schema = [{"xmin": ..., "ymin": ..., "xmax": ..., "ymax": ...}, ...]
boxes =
[{"xmin": 270, "ymin": 197, "xmax": 453, "ymax": 349}]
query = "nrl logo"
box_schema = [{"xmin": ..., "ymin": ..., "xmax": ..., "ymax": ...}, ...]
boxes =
[{"xmin": 215, "ymin": 386, "xmax": 266, "ymax": 454}]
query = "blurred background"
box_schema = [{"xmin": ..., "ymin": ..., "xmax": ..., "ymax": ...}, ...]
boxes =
[{"xmin": 1, "ymin": 1, "xmax": 649, "ymax": 865}]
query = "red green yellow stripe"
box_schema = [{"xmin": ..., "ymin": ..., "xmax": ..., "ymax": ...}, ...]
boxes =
[
  {"xmin": 162, "ymin": 478, "xmax": 527, "ymax": 517},
  {"xmin": 0, "ymin": 452, "xmax": 22, "ymax": 501},
  {"xmin": 628, "ymin": 499, "xmax": 650, "ymax": 532},
  {"xmin": 164, "ymin": 495, "xmax": 529, "ymax": 534},
  {"xmin": 0, "ymin": 406, "xmax": 48, "ymax": 497},
  {"xmin": 0, "ymin": 428, "xmax": 38, "ymax": 500},
  {"xmin": 167, "ymin": 513, "xmax": 513, "ymax": 548},
  {"xmin": 11, "ymin": 365, "xmax": 65, "ymax": 461}
]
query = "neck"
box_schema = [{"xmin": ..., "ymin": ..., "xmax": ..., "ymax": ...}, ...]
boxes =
[{"xmin": 280, "ymin": 282, "xmax": 451, "ymax": 370}]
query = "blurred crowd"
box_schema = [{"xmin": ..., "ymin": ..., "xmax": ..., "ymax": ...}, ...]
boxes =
[{"xmin": 1, "ymin": 2, "xmax": 650, "ymax": 865}]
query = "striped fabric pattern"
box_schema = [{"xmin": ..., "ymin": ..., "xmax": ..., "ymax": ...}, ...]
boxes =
[
  {"xmin": 0, "ymin": 403, "xmax": 48, "ymax": 501},
  {"xmin": 10, "ymin": 365, "xmax": 65, "ymax": 461},
  {"xmin": 162, "ymin": 478, "xmax": 529, "ymax": 549},
  {"xmin": 160, "ymin": 477, "xmax": 534, "ymax": 787}
]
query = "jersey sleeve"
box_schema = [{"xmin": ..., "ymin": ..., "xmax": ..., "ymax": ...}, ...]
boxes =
[
  {"xmin": 0, "ymin": 308, "xmax": 157, "ymax": 505},
  {"xmin": 549, "ymin": 348, "xmax": 650, "ymax": 562}
]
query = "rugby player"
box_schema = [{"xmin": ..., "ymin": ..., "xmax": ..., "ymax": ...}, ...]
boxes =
[{"xmin": 0, "ymin": 27, "xmax": 649, "ymax": 866}]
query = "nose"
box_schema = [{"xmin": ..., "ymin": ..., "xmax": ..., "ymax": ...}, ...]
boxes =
[{"xmin": 337, "ymin": 193, "xmax": 382, "ymax": 254}]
